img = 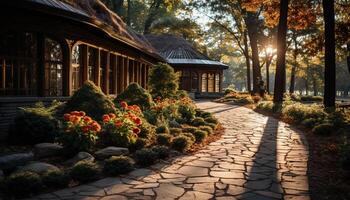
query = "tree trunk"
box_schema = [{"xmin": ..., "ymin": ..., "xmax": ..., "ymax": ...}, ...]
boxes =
[
  {"xmin": 126, "ymin": 0, "xmax": 131, "ymax": 26},
  {"xmin": 323, "ymin": 0, "xmax": 336, "ymax": 107},
  {"xmin": 289, "ymin": 33, "xmax": 298, "ymax": 93},
  {"xmin": 347, "ymin": 43, "xmax": 350, "ymax": 74},
  {"xmin": 143, "ymin": 0, "xmax": 162, "ymax": 34},
  {"xmin": 313, "ymin": 76, "xmax": 318, "ymax": 96},
  {"xmin": 245, "ymin": 13, "xmax": 261, "ymax": 94},
  {"xmin": 266, "ymin": 57, "xmax": 271, "ymax": 94},
  {"xmin": 243, "ymin": 30, "xmax": 251, "ymax": 92},
  {"xmin": 273, "ymin": 0, "xmax": 289, "ymax": 103}
]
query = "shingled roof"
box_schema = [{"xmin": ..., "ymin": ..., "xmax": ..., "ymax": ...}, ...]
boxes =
[
  {"xmin": 145, "ymin": 34, "xmax": 228, "ymax": 68},
  {"xmin": 2, "ymin": 0, "xmax": 163, "ymax": 61}
]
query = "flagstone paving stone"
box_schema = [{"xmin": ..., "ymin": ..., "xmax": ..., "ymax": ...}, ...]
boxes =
[{"xmin": 27, "ymin": 101, "xmax": 309, "ymax": 200}]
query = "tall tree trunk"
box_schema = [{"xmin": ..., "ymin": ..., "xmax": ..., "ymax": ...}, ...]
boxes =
[
  {"xmin": 126, "ymin": 0, "xmax": 131, "ymax": 26},
  {"xmin": 289, "ymin": 33, "xmax": 298, "ymax": 93},
  {"xmin": 144, "ymin": 0, "xmax": 162, "ymax": 34},
  {"xmin": 313, "ymin": 75, "xmax": 318, "ymax": 96},
  {"xmin": 347, "ymin": 43, "xmax": 350, "ymax": 74},
  {"xmin": 323, "ymin": 0, "xmax": 336, "ymax": 107},
  {"xmin": 266, "ymin": 57, "xmax": 271, "ymax": 94},
  {"xmin": 243, "ymin": 30, "xmax": 251, "ymax": 92},
  {"xmin": 273, "ymin": 0, "xmax": 289, "ymax": 103},
  {"xmin": 245, "ymin": 13, "xmax": 261, "ymax": 94}
]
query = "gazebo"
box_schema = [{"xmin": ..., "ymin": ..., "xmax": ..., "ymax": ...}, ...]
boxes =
[{"xmin": 145, "ymin": 34, "xmax": 228, "ymax": 98}]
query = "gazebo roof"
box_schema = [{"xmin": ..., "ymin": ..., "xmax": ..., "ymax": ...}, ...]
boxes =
[
  {"xmin": 2, "ymin": 0, "xmax": 163, "ymax": 61},
  {"xmin": 145, "ymin": 34, "xmax": 228, "ymax": 69}
]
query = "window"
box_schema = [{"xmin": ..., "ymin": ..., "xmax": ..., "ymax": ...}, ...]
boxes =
[
  {"xmin": 215, "ymin": 73, "xmax": 220, "ymax": 92},
  {"xmin": 0, "ymin": 32, "xmax": 38, "ymax": 96},
  {"xmin": 71, "ymin": 45, "xmax": 83, "ymax": 92},
  {"xmin": 191, "ymin": 72, "xmax": 198, "ymax": 92},
  {"xmin": 181, "ymin": 70, "xmax": 191, "ymax": 91},
  {"xmin": 208, "ymin": 73, "xmax": 215, "ymax": 92},
  {"xmin": 201, "ymin": 73, "xmax": 207, "ymax": 92},
  {"xmin": 88, "ymin": 47, "xmax": 97, "ymax": 83},
  {"xmin": 100, "ymin": 50, "xmax": 107, "ymax": 92},
  {"xmin": 44, "ymin": 38, "xmax": 63, "ymax": 96}
]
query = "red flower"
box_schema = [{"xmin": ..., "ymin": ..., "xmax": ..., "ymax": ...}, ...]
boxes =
[
  {"xmin": 83, "ymin": 116, "xmax": 92, "ymax": 123},
  {"xmin": 133, "ymin": 117, "xmax": 142, "ymax": 126},
  {"xmin": 120, "ymin": 101, "xmax": 128, "ymax": 109},
  {"xmin": 71, "ymin": 116, "xmax": 81, "ymax": 124},
  {"xmin": 108, "ymin": 113, "xmax": 116, "ymax": 119},
  {"xmin": 64, "ymin": 114, "xmax": 71, "ymax": 121},
  {"xmin": 132, "ymin": 127, "xmax": 141, "ymax": 134},
  {"xmin": 78, "ymin": 111, "xmax": 86, "ymax": 117},
  {"xmin": 91, "ymin": 122, "xmax": 101, "ymax": 132},
  {"xmin": 102, "ymin": 114, "xmax": 110, "ymax": 123},
  {"xmin": 70, "ymin": 111, "xmax": 80, "ymax": 116},
  {"xmin": 82, "ymin": 126, "xmax": 90, "ymax": 133},
  {"xmin": 114, "ymin": 120, "xmax": 123, "ymax": 128}
]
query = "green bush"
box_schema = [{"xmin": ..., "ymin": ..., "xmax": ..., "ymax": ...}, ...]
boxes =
[
  {"xmin": 256, "ymin": 101, "xmax": 274, "ymax": 112},
  {"xmin": 204, "ymin": 116, "xmax": 218, "ymax": 124},
  {"xmin": 103, "ymin": 156, "xmax": 134, "ymax": 176},
  {"xmin": 70, "ymin": 161, "xmax": 99, "ymax": 183},
  {"xmin": 139, "ymin": 120, "xmax": 156, "ymax": 140},
  {"xmin": 9, "ymin": 103, "xmax": 58, "ymax": 145},
  {"xmin": 193, "ymin": 130, "xmax": 207, "ymax": 143},
  {"xmin": 224, "ymin": 87, "xmax": 237, "ymax": 95},
  {"xmin": 176, "ymin": 90, "xmax": 189, "ymax": 99},
  {"xmin": 234, "ymin": 96, "xmax": 254, "ymax": 104},
  {"xmin": 115, "ymin": 83, "xmax": 153, "ymax": 110},
  {"xmin": 135, "ymin": 148, "xmax": 158, "ymax": 167},
  {"xmin": 148, "ymin": 63, "xmax": 179, "ymax": 98},
  {"xmin": 171, "ymin": 135, "xmax": 194, "ymax": 152},
  {"xmin": 170, "ymin": 128, "xmax": 182, "ymax": 136},
  {"xmin": 156, "ymin": 125, "xmax": 170, "ymax": 134},
  {"xmin": 191, "ymin": 117, "xmax": 206, "ymax": 127},
  {"xmin": 178, "ymin": 104, "xmax": 196, "ymax": 122},
  {"xmin": 64, "ymin": 81, "xmax": 116, "ymax": 121},
  {"xmin": 181, "ymin": 133, "xmax": 196, "ymax": 142},
  {"xmin": 182, "ymin": 127, "xmax": 198, "ymax": 133},
  {"xmin": 301, "ymin": 118, "xmax": 320, "ymax": 128},
  {"xmin": 157, "ymin": 134, "xmax": 172, "ymax": 146},
  {"xmin": 312, "ymin": 123, "xmax": 334, "ymax": 136},
  {"xmin": 199, "ymin": 126, "xmax": 214, "ymax": 135},
  {"xmin": 282, "ymin": 103, "xmax": 326, "ymax": 123},
  {"xmin": 143, "ymin": 110, "xmax": 158, "ymax": 125},
  {"xmin": 3, "ymin": 171, "xmax": 43, "ymax": 198},
  {"xmin": 129, "ymin": 138, "xmax": 149, "ymax": 152},
  {"xmin": 196, "ymin": 110, "xmax": 212, "ymax": 119},
  {"xmin": 205, "ymin": 122, "xmax": 217, "ymax": 130},
  {"xmin": 300, "ymin": 96, "xmax": 323, "ymax": 102},
  {"xmin": 42, "ymin": 169, "xmax": 70, "ymax": 188},
  {"xmin": 151, "ymin": 146, "xmax": 170, "ymax": 159}
]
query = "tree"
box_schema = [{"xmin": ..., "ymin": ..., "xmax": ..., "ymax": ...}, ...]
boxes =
[
  {"xmin": 273, "ymin": 0, "xmax": 289, "ymax": 103},
  {"xmin": 322, "ymin": 0, "xmax": 336, "ymax": 107}
]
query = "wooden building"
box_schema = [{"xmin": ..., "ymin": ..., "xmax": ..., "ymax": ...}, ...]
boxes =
[
  {"xmin": 145, "ymin": 34, "xmax": 228, "ymax": 98},
  {"xmin": 0, "ymin": 0, "xmax": 163, "ymax": 140}
]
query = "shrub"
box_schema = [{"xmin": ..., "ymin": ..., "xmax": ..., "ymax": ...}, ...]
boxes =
[
  {"xmin": 100, "ymin": 110, "xmax": 142, "ymax": 148},
  {"xmin": 282, "ymin": 103, "xmax": 326, "ymax": 123},
  {"xmin": 204, "ymin": 116, "xmax": 218, "ymax": 124},
  {"xmin": 196, "ymin": 110, "xmax": 212, "ymax": 119},
  {"xmin": 171, "ymin": 135, "xmax": 194, "ymax": 152},
  {"xmin": 139, "ymin": 120, "xmax": 156, "ymax": 140},
  {"xmin": 135, "ymin": 148, "xmax": 158, "ymax": 167},
  {"xmin": 199, "ymin": 126, "xmax": 213, "ymax": 135},
  {"xmin": 290, "ymin": 94, "xmax": 301, "ymax": 101},
  {"xmin": 103, "ymin": 156, "xmax": 134, "ymax": 176},
  {"xmin": 181, "ymin": 133, "xmax": 196, "ymax": 142},
  {"xmin": 42, "ymin": 169, "xmax": 70, "ymax": 188},
  {"xmin": 234, "ymin": 96, "xmax": 254, "ymax": 104},
  {"xmin": 148, "ymin": 63, "xmax": 179, "ymax": 98},
  {"xmin": 70, "ymin": 161, "xmax": 99, "ymax": 183},
  {"xmin": 156, "ymin": 125, "xmax": 170, "ymax": 134},
  {"xmin": 301, "ymin": 118, "xmax": 320, "ymax": 128},
  {"xmin": 182, "ymin": 127, "xmax": 198, "ymax": 133},
  {"xmin": 129, "ymin": 138, "xmax": 149, "ymax": 152},
  {"xmin": 256, "ymin": 101, "xmax": 274, "ymax": 112},
  {"xmin": 176, "ymin": 90, "xmax": 189, "ymax": 99},
  {"xmin": 143, "ymin": 110, "xmax": 158, "ymax": 125},
  {"xmin": 193, "ymin": 130, "xmax": 207, "ymax": 143},
  {"xmin": 9, "ymin": 103, "xmax": 58, "ymax": 145},
  {"xmin": 64, "ymin": 81, "xmax": 116, "ymax": 121},
  {"xmin": 157, "ymin": 134, "xmax": 172, "ymax": 146},
  {"xmin": 192, "ymin": 117, "xmax": 206, "ymax": 127},
  {"xmin": 151, "ymin": 146, "xmax": 170, "ymax": 159},
  {"xmin": 170, "ymin": 128, "xmax": 182, "ymax": 136},
  {"xmin": 115, "ymin": 83, "xmax": 153, "ymax": 110},
  {"xmin": 224, "ymin": 87, "xmax": 237, "ymax": 95},
  {"xmin": 178, "ymin": 104, "xmax": 196, "ymax": 122},
  {"xmin": 312, "ymin": 123, "xmax": 334, "ymax": 136},
  {"xmin": 252, "ymin": 95, "xmax": 261, "ymax": 103},
  {"xmin": 300, "ymin": 95, "xmax": 323, "ymax": 102},
  {"xmin": 3, "ymin": 171, "xmax": 43, "ymax": 198},
  {"xmin": 59, "ymin": 111, "xmax": 101, "ymax": 154}
]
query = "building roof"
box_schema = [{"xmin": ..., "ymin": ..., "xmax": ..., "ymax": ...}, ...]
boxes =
[
  {"xmin": 145, "ymin": 34, "xmax": 228, "ymax": 69},
  {"xmin": 2, "ymin": 0, "xmax": 163, "ymax": 61}
]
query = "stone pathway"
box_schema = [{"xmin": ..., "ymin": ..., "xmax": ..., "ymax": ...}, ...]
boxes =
[{"xmin": 30, "ymin": 101, "xmax": 310, "ymax": 200}]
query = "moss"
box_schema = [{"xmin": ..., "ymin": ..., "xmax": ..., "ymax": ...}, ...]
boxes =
[
  {"xmin": 3, "ymin": 171, "xmax": 43, "ymax": 198},
  {"xmin": 115, "ymin": 83, "xmax": 153, "ymax": 110},
  {"xmin": 103, "ymin": 156, "xmax": 134, "ymax": 176},
  {"xmin": 42, "ymin": 169, "xmax": 70, "ymax": 188},
  {"xmin": 64, "ymin": 81, "xmax": 116, "ymax": 121},
  {"xmin": 70, "ymin": 161, "xmax": 99, "ymax": 183}
]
